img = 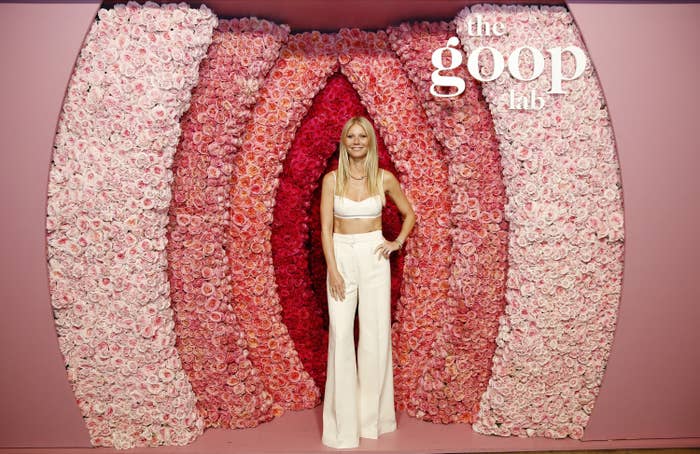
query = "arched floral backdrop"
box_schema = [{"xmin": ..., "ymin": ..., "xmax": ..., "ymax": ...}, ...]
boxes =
[{"xmin": 45, "ymin": 1, "xmax": 624, "ymax": 449}]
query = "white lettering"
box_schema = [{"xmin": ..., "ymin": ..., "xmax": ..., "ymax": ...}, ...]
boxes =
[
  {"xmin": 509, "ymin": 89, "xmax": 545, "ymax": 110},
  {"xmin": 466, "ymin": 15, "xmax": 506, "ymax": 37},
  {"xmin": 430, "ymin": 37, "xmax": 466, "ymax": 98},
  {"xmin": 428, "ymin": 37, "xmax": 588, "ymax": 98},
  {"xmin": 508, "ymin": 46, "xmax": 545, "ymax": 81},
  {"xmin": 467, "ymin": 46, "xmax": 505, "ymax": 82},
  {"xmin": 549, "ymin": 46, "xmax": 587, "ymax": 94}
]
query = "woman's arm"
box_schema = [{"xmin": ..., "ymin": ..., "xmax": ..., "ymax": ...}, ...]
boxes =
[
  {"xmin": 376, "ymin": 170, "xmax": 416, "ymax": 257},
  {"xmin": 320, "ymin": 172, "xmax": 345, "ymax": 301}
]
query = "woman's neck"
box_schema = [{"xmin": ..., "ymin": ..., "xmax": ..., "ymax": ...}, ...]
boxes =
[{"xmin": 348, "ymin": 159, "xmax": 365, "ymax": 175}]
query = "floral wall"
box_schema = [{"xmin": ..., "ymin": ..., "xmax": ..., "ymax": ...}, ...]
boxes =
[{"xmin": 45, "ymin": 1, "xmax": 624, "ymax": 448}]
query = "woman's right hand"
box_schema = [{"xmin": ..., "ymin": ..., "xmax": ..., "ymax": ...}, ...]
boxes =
[{"xmin": 328, "ymin": 269, "xmax": 345, "ymax": 302}]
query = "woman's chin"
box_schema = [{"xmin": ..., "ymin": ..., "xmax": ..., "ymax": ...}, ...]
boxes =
[{"xmin": 349, "ymin": 152, "xmax": 368, "ymax": 160}]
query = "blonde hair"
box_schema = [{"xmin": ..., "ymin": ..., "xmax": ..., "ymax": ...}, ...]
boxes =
[{"xmin": 335, "ymin": 116, "xmax": 385, "ymax": 205}]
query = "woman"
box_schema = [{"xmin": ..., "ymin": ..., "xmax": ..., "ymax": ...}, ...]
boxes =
[{"xmin": 320, "ymin": 116, "xmax": 416, "ymax": 449}]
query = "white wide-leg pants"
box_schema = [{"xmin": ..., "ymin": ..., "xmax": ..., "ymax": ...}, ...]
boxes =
[{"xmin": 322, "ymin": 230, "xmax": 396, "ymax": 449}]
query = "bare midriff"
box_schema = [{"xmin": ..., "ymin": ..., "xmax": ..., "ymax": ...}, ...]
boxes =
[{"xmin": 333, "ymin": 216, "xmax": 382, "ymax": 234}]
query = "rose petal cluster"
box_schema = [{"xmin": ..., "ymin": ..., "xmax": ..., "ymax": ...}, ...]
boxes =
[
  {"xmin": 388, "ymin": 21, "xmax": 510, "ymax": 423},
  {"xmin": 455, "ymin": 4, "xmax": 624, "ymax": 439},
  {"xmin": 46, "ymin": 1, "xmax": 217, "ymax": 448},
  {"xmin": 167, "ymin": 18, "xmax": 289, "ymax": 428}
]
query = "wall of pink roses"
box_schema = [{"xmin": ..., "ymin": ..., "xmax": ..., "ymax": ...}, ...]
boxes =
[
  {"xmin": 2, "ymin": 0, "xmax": 699, "ymax": 451},
  {"xmin": 43, "ymin": 2, "xmax": 624, "ymax": 448}
]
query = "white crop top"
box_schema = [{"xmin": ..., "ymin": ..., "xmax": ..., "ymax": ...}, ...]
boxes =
[{"xmin": 333, "ymin": 170, "xmax": 384, "ymax": 220}]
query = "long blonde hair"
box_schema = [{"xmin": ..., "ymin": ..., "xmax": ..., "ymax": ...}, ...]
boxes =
[{"xmin": 335, "ymin": 116, "xmax": 385, "ymax": 205}]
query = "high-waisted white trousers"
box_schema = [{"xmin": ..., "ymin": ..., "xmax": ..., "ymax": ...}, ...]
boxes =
[{"xmin": 322, "ymin": 230, "xmax": 396, "ymax": 449}]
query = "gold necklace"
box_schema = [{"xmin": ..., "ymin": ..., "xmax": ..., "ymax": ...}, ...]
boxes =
[
  {"xmin": 348, "ymin": 167, "xmax": 367, "ymax": 180},
  {"xmin": 349, "ymin": 173, "xmax": 367, "ymax": 180}
]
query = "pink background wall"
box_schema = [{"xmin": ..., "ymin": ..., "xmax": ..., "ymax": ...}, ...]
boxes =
[
  {"xmin": 0, "ymin": 2, "xmax": 100, "ymax": 448},
  {"xmin": 0, "ymin": 0, "xmax": 698, "ymax": 448},
  {"xmin": 567, "ymin": 2, "xmax": 700, "ymax": 441}
]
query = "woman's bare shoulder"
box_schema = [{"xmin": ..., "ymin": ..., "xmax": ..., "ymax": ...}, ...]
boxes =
[
  {"xmin": 379, "ymin": 168, "xmax": 397, "ymax": 184},
  {"xmin": 322, "ymin": 171, "xmax": 336, "ymax": 188}
]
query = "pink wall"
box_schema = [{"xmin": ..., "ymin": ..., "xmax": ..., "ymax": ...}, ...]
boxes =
[
  {"xmin": 0, "ymin": 2, "xmax": 100, "ymax": 448},
  {"xmin": 566, "ymin": 2, "xmax": 700, "ymax": 440},
  {"xmin": 0, "ymin": 0, "xmax": 698, "ymax": 448}
]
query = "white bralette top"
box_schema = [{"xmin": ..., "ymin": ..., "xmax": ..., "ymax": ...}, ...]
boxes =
[{"xmin": 333, "ymin": 170, "xmax": 384, "ymax": 219}]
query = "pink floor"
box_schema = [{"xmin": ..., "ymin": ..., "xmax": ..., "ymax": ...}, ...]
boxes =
[{"xmin": 1, "ymin": 407, "xmax": 698, "ymax": 453}]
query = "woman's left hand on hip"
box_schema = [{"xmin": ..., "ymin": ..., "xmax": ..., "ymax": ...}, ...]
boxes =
[{"xmin": 374, "ymin": 240, "xmax": 400, "ymax": 259}]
